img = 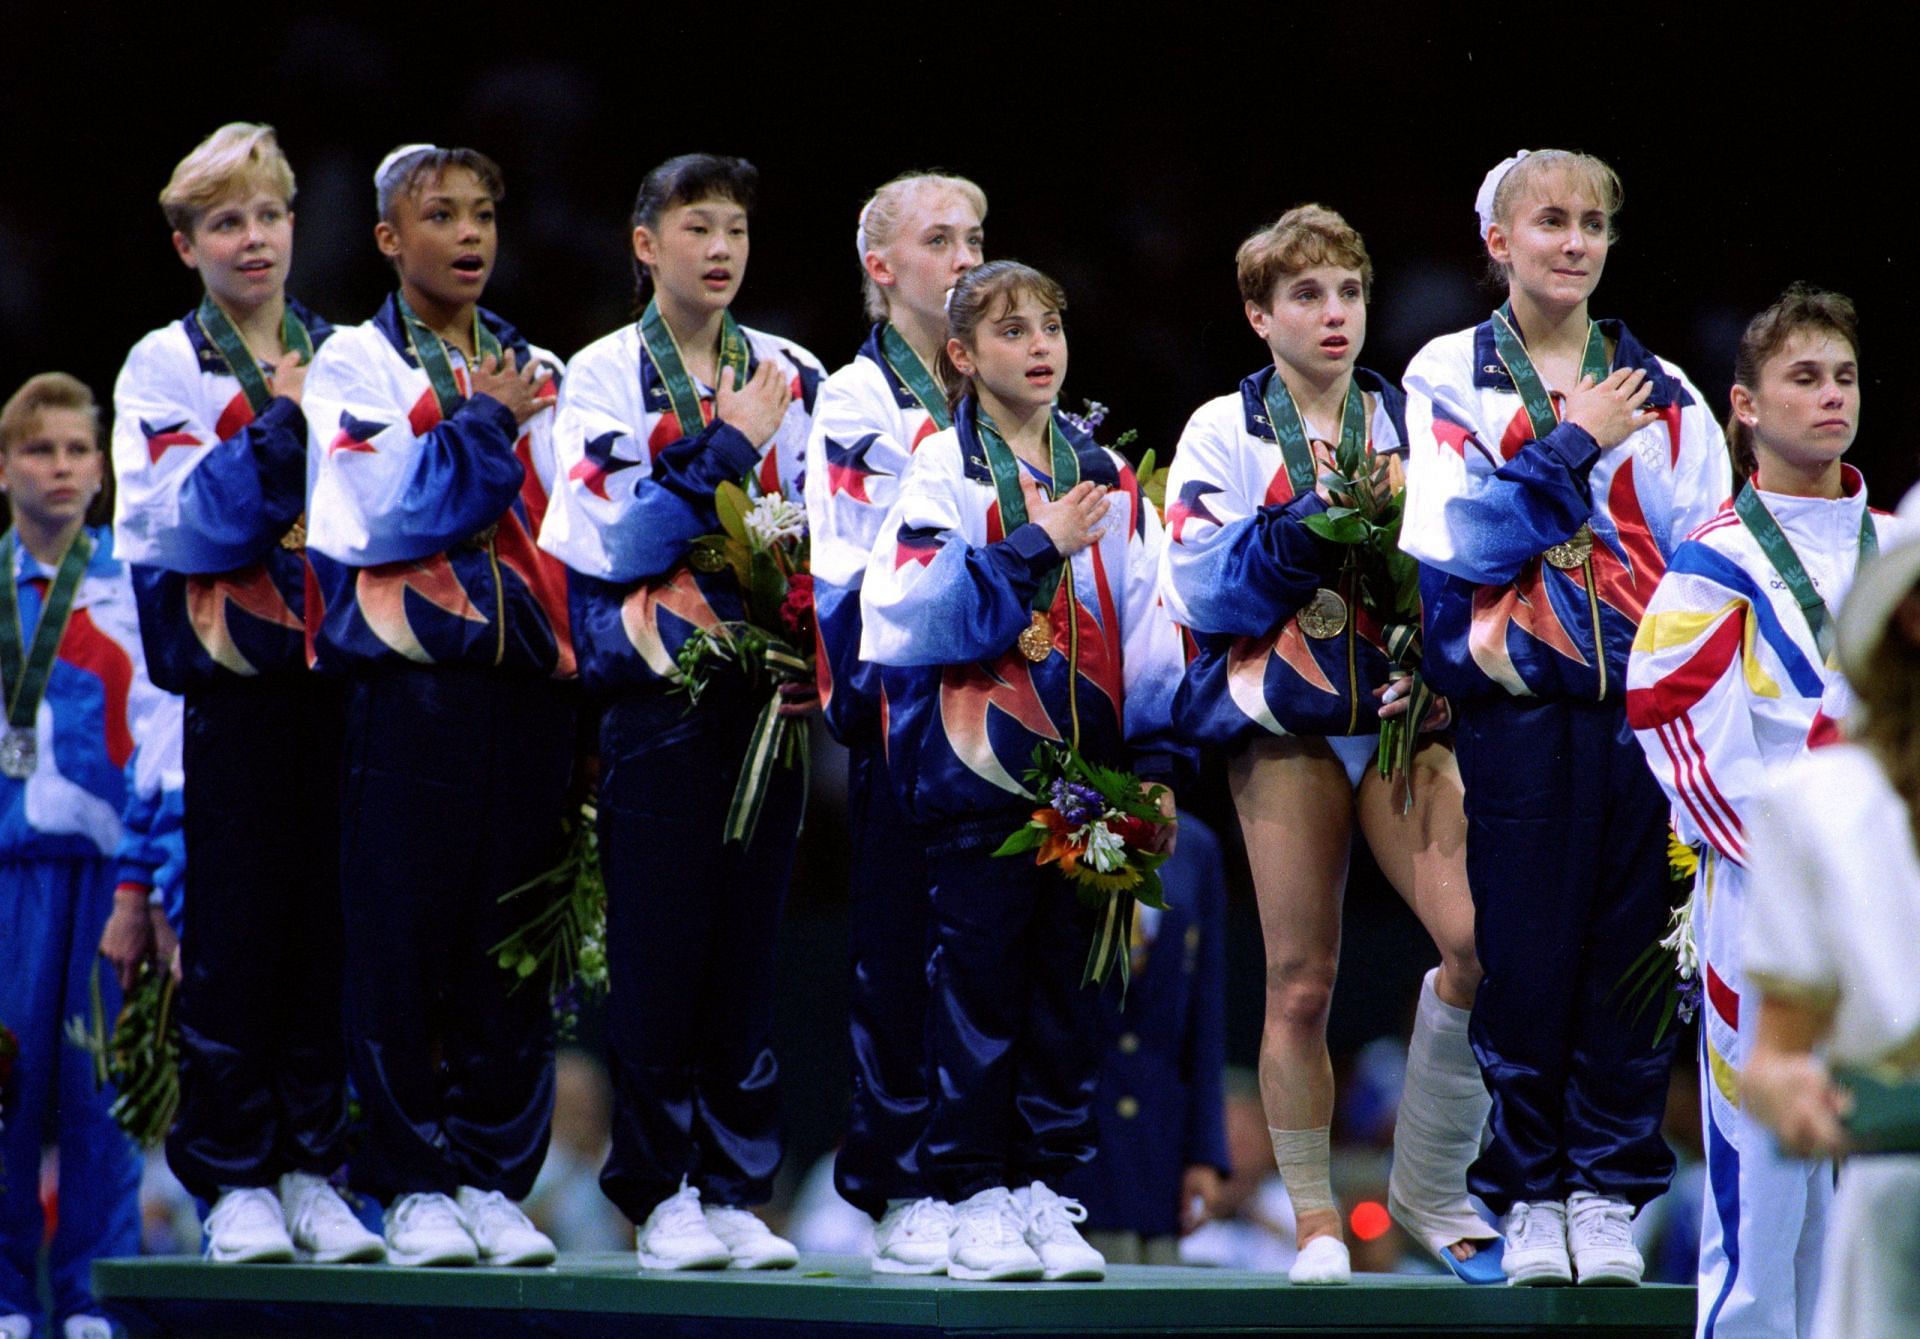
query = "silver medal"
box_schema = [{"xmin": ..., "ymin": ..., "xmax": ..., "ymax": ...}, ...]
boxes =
[{"xmin": 0, "ymin": 726, "xmax": 36, "ymax": 780}]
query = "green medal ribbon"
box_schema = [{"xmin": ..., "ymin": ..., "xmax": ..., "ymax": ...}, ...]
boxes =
[
  {"xmin": 879, "ymin": 323, "xmax": 951, "ymax": 431},
  {"xmin": 1733, "ymin": 483, "xmax": 1878, "ymax": 663},
  {"xmin": 1261, "ymin": 372, "xmax": 1366, "ymax": 497},
  {"xmin": 638, "ymin": 299, "xmax": 751, "ymax": 439},
  {"xmin": 194, "ymin": 296, "xmax": 314, "ymax": 415},
  {"xmin": 1490, "ymin": 302, "xmax": 1609, "ymax": 441},
  {"xmin": 397, "ymin": 294, "xmax": 503, "ymax": 419},
  {"xmin": 975, "ymin": 408, "xmax": 1081, "ymax": 617},
  {"xmin": 0, "ymin": 528, "xmax": 94, "ymax": 731}
]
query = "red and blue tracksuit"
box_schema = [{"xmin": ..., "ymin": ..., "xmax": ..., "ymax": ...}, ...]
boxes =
[
  {"xmin": 1158, "ymin": 365, "xmax": 1410, "ymax": 753},
  {"xmin": 539, "ymin": 316, "xmax": 822, "ymax": 1220},
  {"xmin": 304, "ymin": 296, "xmax": 577, "ymax": 1203},
  {"xmin": 859, "ymin": 397, "xmax": 1191, "ymax": 1201},
  {"xmin": 0, "ymin": 527, "xmax": 182, "ymax": 1332},
  {"xmin": 803, "ymin": 325, "xmax": 945, "ymax": 1216},
  {"xmin": 1400, "ymin": 316, "xmax": 1729, "ymax": 1216},
  {"xmin": 1627, "ymin": 469, "xmax": 1893, "ymax": 1336},
  {"xmin": 112, "ymin": 300, "xmax": 354, "ymax": 1202}
]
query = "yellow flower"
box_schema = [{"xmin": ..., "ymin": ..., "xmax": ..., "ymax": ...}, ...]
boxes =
[
  {"xmin": 1666, "ymin": 830, "xmax": 1699, "ymax": 879},
  {"xmin": 1068, "ymin": 863, "xmax": 1144, "ymax": 895}
]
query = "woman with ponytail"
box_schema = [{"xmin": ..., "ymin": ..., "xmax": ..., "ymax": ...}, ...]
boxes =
[
  {"xmin": 1629, "ymin": 285, "xmax": 1888, "ymax": 1336},
  {"xmin": 803, "ymin": 172, "xmax": 986, "ymax": 1274},
  {"xmin": 859, "ymin": 260, "xmax": 1189, "ymax": 1282},
  {"xmin": 1399, "ymin": 149, "xmax": 1730, "ymax": 1286},
  {"xmin": 1740, "ymin": 484, "xmax": 1920, "ymax": 1339}
]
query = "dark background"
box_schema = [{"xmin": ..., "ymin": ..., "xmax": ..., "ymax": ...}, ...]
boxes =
[{"xmin": 5, "ymin": 3, "xmax": 1905, "ymax": 1196}]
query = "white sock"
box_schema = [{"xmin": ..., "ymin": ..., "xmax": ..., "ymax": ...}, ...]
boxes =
[{"xmin": 1390, "ymin": 967, "xmax": 1496, "ymax": 1255}]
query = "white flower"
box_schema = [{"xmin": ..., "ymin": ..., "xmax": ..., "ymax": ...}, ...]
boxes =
[
  {"xmin": 1080, "ymin": 820, "xmax": 1127, "ymax": 873},
  {"xmin": 1660, "ymin": 893, "xmax": 1699, "ymax": 980},
  {"xmin": 745, "ymin": 495, "xmax": 807, "ymax": 549}
]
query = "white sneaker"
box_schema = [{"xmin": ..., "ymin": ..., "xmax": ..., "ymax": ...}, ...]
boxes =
[
  {"xmin": 1, "ymin": 1314, "xmax": 32, "ymax": 1339},
  {"xmin": 1502, "ymin": 1199, "xmax": 1572, "ymax": 1286},
  {"xmin": 457, "ymin": 1187, "xmax": 557, "ymax": 1267},
  {"xmin": 1017, "ymin": 1182, "xmax": 1104, "ymax": 1281},
  {"xmin": 946, "ymin": 1187, "xmax": 1043, "ymax": 1282},
  {"xmin": 704, "ymin": 1204, "xmax": 798, "ymax": 1270},
  {"xmin": 383, "ymin": 1192, "xmax": 478, "ymax": 1267},
  {"xmin": 63, "ymin": 1319, "xmax": 114, "ymax": 1339},
  {"xmin": 635, "ymin": 1181, "xmax": 730, "ymax": 1271},
  {"xmin": 1567, "ymin": 1191, "xmax": 1643, "ymax": 1286},
  {"xmin": 871, "ymin": 1197, "xmax": 953, "ymax": 1275},
  {"xmin": 204, "ymin": 1186, "xmax": 296, "ymax": 1264},
  {"xmin": 280, "ymin": 1172, "xmax": 384, "ymax": 1264}
]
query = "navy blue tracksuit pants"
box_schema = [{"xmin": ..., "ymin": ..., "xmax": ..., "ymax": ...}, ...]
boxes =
[
  {"xmin": 169, "ymin": 673, "xmax": 351, "ymax": 1202},
  {"xmin": 1455, "ymin": 694, "xmax": 1678, "ymax": 1215},
  {"xmin": 596, "ymin": 683, "xmax": 804, "ymax": 1220},
  {"xmin": 339, "ymin": 667, "xmax": 574, "ymax": 1202},
  {"xmin": 920, "ymin": 820, "xmax": 1105, "ymax": 1203},
  {"xmin": 834, "ymin": 738, "xmax": 934, "ymax": 1218}
]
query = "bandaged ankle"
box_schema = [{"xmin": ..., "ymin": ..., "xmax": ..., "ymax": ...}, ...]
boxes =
[{"xmin": 1268, "ymin": 1126, "xmax": 1336, "ymax": 1213}]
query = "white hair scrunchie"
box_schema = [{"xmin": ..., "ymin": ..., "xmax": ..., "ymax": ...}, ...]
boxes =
[
  {"xmin": 1474, "ymin": 149, "xmax": 1531, "ymax": 240},
  {"xmin": 375, "ymin": 143, "xmax": 439, "ymax": 191},
  {"xmin": 855, "ymin": 197, "xmax": 877, "ymax": 262}
]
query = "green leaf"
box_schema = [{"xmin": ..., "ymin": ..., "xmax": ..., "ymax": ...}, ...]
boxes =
[
  {"xmin": 715, "ymin": 481, "xmax": 752, "ymax": 545},
  {"xmin": 992, "ymin": 825, "xmax": 1047, "ymax": 858},
  {"xmin": 748, "ymin": 551, "xmax": 787, "ymax": 626}
]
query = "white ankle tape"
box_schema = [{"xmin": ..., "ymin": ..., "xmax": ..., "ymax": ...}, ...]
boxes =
[{"xmin": 1268, "ymin": 1126, "xmax": 1336, "ymax": 1213}]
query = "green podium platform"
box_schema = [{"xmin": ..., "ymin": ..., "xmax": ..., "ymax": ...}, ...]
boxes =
[{"xmin": 95, "ymin": 1253, "xmax": 1695, "ymax": 1337}]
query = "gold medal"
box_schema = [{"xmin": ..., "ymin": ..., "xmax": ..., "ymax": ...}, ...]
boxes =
[
  {"xmin": 1018, "ymin": 609, "xmax": 1052, "ymax": 662},
  {"xmin": 1297, "ymin": 587, "xmax": 1349, "ymax": 639},
  {"xmin": 1544, "ymin": 522, "xmax": 1595, "ymax": 570}
]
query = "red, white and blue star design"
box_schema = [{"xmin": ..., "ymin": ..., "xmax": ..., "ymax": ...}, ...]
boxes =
[
  {"xmin": 1400, "ymin": 318, "xmax": 1731, "ymax": 704},
  {"xmin": 111, "ymin": 301, "xmax": 331, "ymax": 690},
  {"xmin": 804, "ymin": 325, "xmax": 947, "ymax": 744},
  {"xmin": 538, "ymin": 317, "xmax": 822, "ymax": 695},
  {"xmin": 1158, "ymin": 365, "xmax": 1409, "ymax": 748},
  {"xmin": 858, "ymin": 397, "xmax": 1190, "ymax": 824},
  {"xmin": 303, "ymin": 295, "xmax": 575, "ymax": 676},
  {"xmin": 0, "ymin": 527, "xmax": 182, "ymax": 909}
]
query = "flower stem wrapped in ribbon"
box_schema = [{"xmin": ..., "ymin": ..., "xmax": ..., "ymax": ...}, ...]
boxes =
[
  {"xmin": 64, "ymin": 960, "xmax": 181, "ymax": 1149},
  {"xmin": 1609, "ymin": 831, "xmax": 1703, "ymax": 1046},
  {"xmin": 676, "ymin": 477, "xmax": 815, "ymax": 846},
  {"xmin": 993, "ymin": 742, "xmax": 1174, "ymax": 990},
  {"xmin": 492, "ymin": 799, "xmax": 609, "ymax": 1039},
  {"xmin": 1294, "ymin": 390, "xmax": 1433, "ymax": 812}
]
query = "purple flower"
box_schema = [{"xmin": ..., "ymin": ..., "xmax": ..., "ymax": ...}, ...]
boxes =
[
  {"xmin": 1675, "ymin": 974, "xmax": 1702, "ymax": 1026},
  {"xmin": 1049, "ymin": 779, "xmax": 1103, "ymax": 828},
  {"xmin": 1057, "ymin": 400, "xmax": 1110, "ymax": 437}
]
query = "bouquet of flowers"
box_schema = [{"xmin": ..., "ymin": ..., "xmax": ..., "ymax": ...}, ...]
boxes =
[
  {"xmin": 676, "ymin": 478, "xmax": 815, "ymax": 845},
  {"xmin": 65, "ymin": 961, "xmax": 180, "ymax": 1149},
  {"xmin": 492, "ymin": 799, "xmax": 609, "ymax": 1039},
  {"xmin": 1299, "ymin": 436, "xmax": 1433, "ymax": 811},
  {"xmin": 994, "ymin": 743, "xmax": 1175, "ymax": 990},
  {"xmin": 1610, "ymin": 831, "xmax": 1702, "ymax": 1045}
]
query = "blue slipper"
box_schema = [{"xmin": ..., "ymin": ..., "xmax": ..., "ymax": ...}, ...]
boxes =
[{"xmin": 1441, "ymin": 1235, "xmax": 1506, "ymax": 1285}]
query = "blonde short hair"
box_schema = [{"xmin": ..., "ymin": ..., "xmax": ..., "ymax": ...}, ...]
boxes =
[
  {"xmin": 160, "ymin": 122, "xmax": 296, "ymax": 235},
  {"xmin": 0, "ymin": 372, "xmax": 99, "ymax": 454},
  {"xmin": 857, "ymin": 172, "xmax": 988, "ymax": 322}
]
